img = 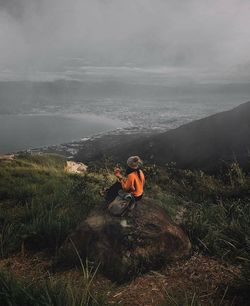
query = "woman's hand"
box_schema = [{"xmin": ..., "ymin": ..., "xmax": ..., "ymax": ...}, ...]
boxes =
[{"xmin": 114, "ymin": 167, "xmax": 122, "ymax": 178}]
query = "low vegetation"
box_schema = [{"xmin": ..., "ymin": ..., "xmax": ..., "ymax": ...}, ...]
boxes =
[
  {"xmin": 0, "ymin": 263, "xmax": 109, "ymax": 306},
  {"xmin": 145, "ymin": 162, "xmax": 250, "ymax": 305},
  {"xmin": 0, "ymin": 154, "xmax": 103, "ymax": 257},
  {"xmin": 0, "ymin": 154, "xmax": 249, "ymax": 305}
]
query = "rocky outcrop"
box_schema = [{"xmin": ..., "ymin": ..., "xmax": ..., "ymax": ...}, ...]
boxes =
[
  {"xmin": 0, "ymin": 154, "xmax": 14, "ymax": 161},
  {"xmin": 59, "ymin": 199, "xmax": 191, "ymax": 282},
  {"xmin": 64, "ymin": 161, "xmax": 87, "ymax": 174}
]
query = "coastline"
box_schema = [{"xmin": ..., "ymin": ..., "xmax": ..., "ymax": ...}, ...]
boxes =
[
  {"xmin": 0, "ymin": 112, "xmax": 128, "ymax": 156},
  {"xmin": 17, "ymin": 126, "xmax": 158, "ymax": 160}
]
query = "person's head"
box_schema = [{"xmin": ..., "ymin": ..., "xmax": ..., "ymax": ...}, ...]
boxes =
[{"xmin": 126, "ymin": 156, "xmax": 143, "ymax": 170}]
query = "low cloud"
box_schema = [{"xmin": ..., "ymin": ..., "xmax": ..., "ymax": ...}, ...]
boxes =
[{"xmin": 0, "ymin": 0, "xmax": 250, "ymax": 83}]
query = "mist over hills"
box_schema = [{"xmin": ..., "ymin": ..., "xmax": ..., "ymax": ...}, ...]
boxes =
[{"xmin": 77, "ymin": 101, "xmax": 250, "ymax": 172}]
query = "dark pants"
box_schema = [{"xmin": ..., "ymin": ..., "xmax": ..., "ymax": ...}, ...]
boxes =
[
  {"xmin": 105, "ymin": 182, "xmax": 122, "ymax": 204},
  {"xmin": 105, "ymin": 181, "xmax": 143, "ymax": 204}
]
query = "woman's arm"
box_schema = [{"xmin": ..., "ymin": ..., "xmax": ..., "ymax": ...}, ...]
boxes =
[
  {"xmin": 114, "ymin": 168, "xmax": 134, "ymax": 192},
  {"xmin": 121, "ymin": 175, "xmax": 134, "ymax": 192}
]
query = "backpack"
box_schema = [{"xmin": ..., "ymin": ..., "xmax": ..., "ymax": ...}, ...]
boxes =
[{"xmin": 108, "ymin": 191, "xmax": 135, "ymax": 216}]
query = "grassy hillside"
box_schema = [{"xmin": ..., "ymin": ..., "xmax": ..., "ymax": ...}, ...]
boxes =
[
  {"xmin": 0, "ymin": 154, "xmax": 108, "ymax": 256},
  {"xmin": 0, "ymin": 154, "xmax": 250, "ymax": 305}
]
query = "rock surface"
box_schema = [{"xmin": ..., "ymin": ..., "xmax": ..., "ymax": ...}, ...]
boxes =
[
  {"xmin": 64, "ymin": 161, "xmax": 88, "ymax": 174},
  {"xmin": 0, "ymin": 154, "xmax": 15, "ymax": 161},
  {"xmin": 59, "ymin": 199, "xmax": 191, "ymax": 282}
]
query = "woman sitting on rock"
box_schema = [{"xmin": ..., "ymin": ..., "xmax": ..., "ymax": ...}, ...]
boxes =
[{"xmin": 104, "ymin": 156, "xmax": 145, "ymax": 205}]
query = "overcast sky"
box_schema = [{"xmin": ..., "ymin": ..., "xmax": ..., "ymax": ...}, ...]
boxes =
[{"xmin": 0, "ymin": 0, "xmax": 250, "ymax": 83}]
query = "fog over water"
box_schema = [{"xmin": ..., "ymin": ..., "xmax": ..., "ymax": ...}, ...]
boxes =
[{"xmin": 0, "ymin": 1, "xmax": 250, "ymax": 152}]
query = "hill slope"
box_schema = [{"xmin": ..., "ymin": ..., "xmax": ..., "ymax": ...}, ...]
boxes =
[
  {"xmin": 1, "ymin": 154, "xmax": 250, "ymax": 305},
  {"xmin": 77, "ymin": 101, "xmax": 250, "ymax": 172}
]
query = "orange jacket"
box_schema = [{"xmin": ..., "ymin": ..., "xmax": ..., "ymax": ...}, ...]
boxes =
[{"xmin": 121, "ymin": 170, "xmax": 145, "ymax": 197}]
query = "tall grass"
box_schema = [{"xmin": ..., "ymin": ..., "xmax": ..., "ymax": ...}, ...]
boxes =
[
  {"xmin": 0, "ymin": 154, "xmax": 103, "ymax": 257},
  {"xmin": 0, "ymin": 267, "xmax": 109, "ymax": 306},
  {"xmin": 182, "ymin": 199, "xmax": 250, "ymax": 262},
  {"xmin": 143, "ymin": 162, "xmax": 250, "ymax": 304},
  {"xmin": 145, "ymin": 162, "xmax": 250, "ymax": 202},
  {"xmin": 0, "ymin": 218, "xmax": 111, "ymax": 306}
]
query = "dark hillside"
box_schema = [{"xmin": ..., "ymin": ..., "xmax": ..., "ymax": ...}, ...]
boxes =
[{"xmin": 77, "ymin": 101, "xmax": 250, "ymax": 172}]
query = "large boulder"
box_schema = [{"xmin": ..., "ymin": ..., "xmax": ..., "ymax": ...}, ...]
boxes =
[{"xmin": 59, "ymin": 199, "xmax": 191, "ymax": 282}]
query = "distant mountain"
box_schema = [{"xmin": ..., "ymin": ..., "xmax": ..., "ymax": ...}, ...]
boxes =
[{"xmin": 77, "ymin": 101, "xmax": 250, "ymax": 172}]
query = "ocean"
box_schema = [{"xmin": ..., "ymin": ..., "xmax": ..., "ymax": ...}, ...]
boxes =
[{"xmin": 0, "ymin": 113, "xmax": 125, "ymax": 154}]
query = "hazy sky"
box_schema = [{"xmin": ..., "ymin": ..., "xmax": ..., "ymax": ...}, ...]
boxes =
[{"xmin": 0, "ymin": 0, "xmax": 250, "ymax": 83}]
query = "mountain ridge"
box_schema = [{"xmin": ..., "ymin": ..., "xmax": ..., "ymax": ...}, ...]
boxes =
[{"xmin": 77, "ymin": 101, "xmax": 250, "ymax": 172}]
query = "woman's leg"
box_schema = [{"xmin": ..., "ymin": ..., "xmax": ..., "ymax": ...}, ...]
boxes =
[{"xmin": 105, "ymin": 181, "xmax": 122, "ymax": 203}]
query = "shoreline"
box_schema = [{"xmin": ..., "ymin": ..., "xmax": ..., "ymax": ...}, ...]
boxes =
[{"xmin": 15, "ymin": 126, "xmax": 160, "ymax": 160}]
